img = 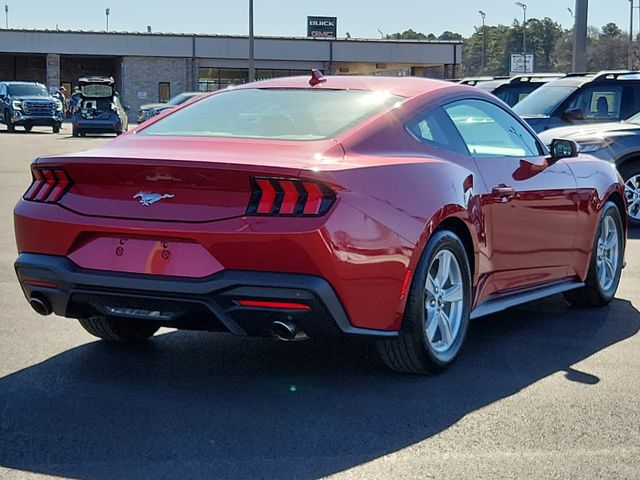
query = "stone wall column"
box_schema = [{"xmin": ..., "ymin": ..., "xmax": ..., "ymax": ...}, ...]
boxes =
[{"xmin": 46, "ymin": 53, "xmax": 60, "ymax": 90}]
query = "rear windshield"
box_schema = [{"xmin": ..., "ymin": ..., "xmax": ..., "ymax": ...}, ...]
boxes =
[
  {"xmin": 513, "ymin": 85, "xmax": 577, "ymax": 117},
  {"xmin": 7, "ymin": 84, "xmax": 49, "ymax": 97},
  {"xmin": 81, "ymin": 84, "xmax": 114, "ymax": 98},
  {"xmin": 140, "ymin": 88, "xmax": 403, "ymax": 140}
]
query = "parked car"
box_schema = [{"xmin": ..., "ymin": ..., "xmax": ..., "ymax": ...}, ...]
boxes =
[
  {"xmin": 475, "ymin": 73, "xmax": 565, "ymax": 106},
  {"xmin": 455, "ymin": 76, "xmax": 506, "ymax": 86},
  {"xmin": 14, "ymin": 74, "xmax": 626, "ymax": 374},
  {"xmin": 540, "ymin": 115, "xmax": 640, "ymax": 226},
  {"xmin": 71, "ymin": 76, "xmax": 128, "ymax": 137},
  {"xmin": 514, "ymin": 70, "xmax": 640, "ymax": 132},
  {"xmin": 137, "ymin": 92, "xmax": 203, "ymax": 123},
  {"xmin": 0, "ymin": 81, "xmax": 64, "ymax": 133}
]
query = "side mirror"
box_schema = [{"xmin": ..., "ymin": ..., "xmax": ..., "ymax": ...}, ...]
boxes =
[
  {"xmin": 562, "ymin": 107, "xmax": 584, "ymax": 122},
  {"xmin": 549, "ymin": 138, "xmax": 579, "ymax": 160}
]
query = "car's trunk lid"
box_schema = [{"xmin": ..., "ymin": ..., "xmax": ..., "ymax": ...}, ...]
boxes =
[{"xmin": 37, "ymin": 136, "xmax": 344, "ymax": 223}]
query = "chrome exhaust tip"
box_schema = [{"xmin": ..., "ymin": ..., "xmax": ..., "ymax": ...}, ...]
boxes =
[
  {"xmin": 271, "ymin": 320, "xmax": 309, "ymax": 342},
  {"xmin": 30, "ymin": 296, "xmax": 52, "ymax": 316}
]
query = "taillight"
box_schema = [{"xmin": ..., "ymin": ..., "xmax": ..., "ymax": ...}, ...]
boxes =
[
  {"xmin": 23, "ymin": 167, "xmax": 72, "ymax": 203},
  {"xmin": 247, "ymin": 177, "xmax": 335, "ymax": 217}
]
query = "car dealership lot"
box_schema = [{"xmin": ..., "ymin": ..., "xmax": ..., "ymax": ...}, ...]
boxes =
[{"xmin": 0, "ymin": 130, "xmax": 639, "ymax": 479}]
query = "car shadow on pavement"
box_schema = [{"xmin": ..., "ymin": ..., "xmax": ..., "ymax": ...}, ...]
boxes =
[{"xmin": 0, "ymin": 295, "xmax": 638, "ymax": 479}]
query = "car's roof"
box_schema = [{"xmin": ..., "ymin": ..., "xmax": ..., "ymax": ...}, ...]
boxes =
[{"xmin": 238, "ymin": 75, "xmax": 462, "ymax": 99}]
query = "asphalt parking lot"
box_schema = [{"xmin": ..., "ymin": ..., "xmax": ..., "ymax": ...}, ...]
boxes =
[{"xmin": 0, "ymin": 125, "xmax": 639, "ymax": 480}]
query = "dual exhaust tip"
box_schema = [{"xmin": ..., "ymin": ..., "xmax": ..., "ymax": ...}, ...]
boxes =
[
  {"xmin": 29, "ymin": 295, "xmax": 52, "ymax": 316},
  {"xmin": 270, "ymin": 320, "xmax": 309, "ymax": 342},
  {"xmin": 29, "ymin": 294, "xmax": 307, "ymax": 341}
]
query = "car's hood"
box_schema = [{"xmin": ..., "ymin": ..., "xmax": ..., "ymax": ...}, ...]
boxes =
[
  {"xmin": 138, "ymin": 103, "xmax": 164, "ymax": 111},
  {"xmin": 539, "ymin": 122, "xmax": 640, "ymax": 143},
  {"xmin": 13, "ymin": 96, "xmax": 56, "ymax": 102}
]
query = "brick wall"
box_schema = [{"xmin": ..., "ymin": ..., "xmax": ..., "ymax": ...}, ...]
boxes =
[{"xmin": 121, "ymin": 56, "xmax": 192, "ymax": 123}]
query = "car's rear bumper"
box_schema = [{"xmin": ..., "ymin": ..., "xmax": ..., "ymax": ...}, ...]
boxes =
[
  {"xmin": 73, "ymin": 117, "xmax": 121, "ymax": 132},
  {"xmin": 15, "ymin": 253, "xmax": 397, "ymax": 338}
]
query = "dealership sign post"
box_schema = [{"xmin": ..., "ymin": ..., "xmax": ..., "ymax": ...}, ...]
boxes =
[
  {"xmin": 307, "ymin": 16, "xmax": 337, "ymax": 38},
  {"xmin": 510, "ymin": 53, "xmax": 535, "ymax": 74}
]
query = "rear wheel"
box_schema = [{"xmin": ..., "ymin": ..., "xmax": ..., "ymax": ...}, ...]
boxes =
[
  {"xmin": 376, "ymin": 230, "xmax": 472, "ymax": 374},
  {"xmin": 78, "ymin": 316, "xmax": 160, "ymax": 342},
  {"xmin": 564, "ymin": 201, "xmax": 624, "ymax": 307},
  {"xmin": 620, "ymin": 161, "xmax": 640, "ymax": 227}
]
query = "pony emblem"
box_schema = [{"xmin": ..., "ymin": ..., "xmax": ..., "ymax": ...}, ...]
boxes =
[{"xmin": 133, "ymin": 191, "xmax": 174, "ymax": 206}]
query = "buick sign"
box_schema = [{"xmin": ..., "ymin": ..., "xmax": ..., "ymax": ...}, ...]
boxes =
[{"xmin": 307, "ymin": 16, "xmax": 337, "ymax": 38}]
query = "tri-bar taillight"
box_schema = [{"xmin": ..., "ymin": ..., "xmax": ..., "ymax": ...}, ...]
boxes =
[
  {"xmin": 247, "ymin": 177, "xmax": 335, "ymax": 216},
  {"xmin": 23, "ymin": 167, "xmax": 72, "ymax": 204}
]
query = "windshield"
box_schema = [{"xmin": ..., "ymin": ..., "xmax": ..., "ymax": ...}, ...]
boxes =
[
  {"xmin": 81, "ymin": 84, "xmax": 114, "ymax": 98},
  {"xmin": 626, "ymin": 112, "xmax": 640, "ymax": 124},
  {"xmin": 7, "ymin": 84, "xmax": 49, "ymax": 97},
  {"xmin": 166, "ymin": 93, "xmax": 198, "ymax": 107},
  {"xmin": 140, "ymin": 88, "xmax": 403, "ymax": 140},
  {"xmin": 513, "ymin": 85, "xmax": 577, "ymax": 117},
  {"xmin": 475, "ymin": 81, "xmax": 502, "ymax": 92}
]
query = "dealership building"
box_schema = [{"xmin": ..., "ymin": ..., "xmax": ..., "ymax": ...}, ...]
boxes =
[{"xmin": 0, "ymin": 29, "xmax": 462, "ymax": 120}]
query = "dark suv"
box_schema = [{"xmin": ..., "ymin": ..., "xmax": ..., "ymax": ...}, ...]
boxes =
[
  {"xmin": 0, "ymin": 81, "xmax": 64, "ymax": 133},
  {"xmin": 539, "ymin": 115, "xmax": 640, "ymax": 226},
  {"xmin": 513, "ymin": 70, "xmax": 640, "ymax": 132},
  {"xmin": 476, "ymin": 73, "xmax": 565, "ymax": 106}
]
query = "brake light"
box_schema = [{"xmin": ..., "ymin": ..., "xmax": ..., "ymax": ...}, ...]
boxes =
[
  {"xmin": 23, "ymin": 167, "xmax": 72, "ymax": 203},
  {"xmin": 247, "ymin": 177, "xmax": 335, "ymax": 216}
]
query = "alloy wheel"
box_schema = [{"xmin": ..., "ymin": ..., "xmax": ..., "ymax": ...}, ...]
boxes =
[
  {"xmin": 424, "ymin": 249, "xmax": 464, "ymax": 353},
  {"xmin": 624, "ymin": 174, "xmax": 640, "ymax": 221},
  {"xmin": 595, "ymin": 215, "xmax": 620, "ymax": 292}
]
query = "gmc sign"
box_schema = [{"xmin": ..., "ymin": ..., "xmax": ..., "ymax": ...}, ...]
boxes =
[{"xmin": 307, "ymin": 16, "xmax": 337, "ymax": 38}]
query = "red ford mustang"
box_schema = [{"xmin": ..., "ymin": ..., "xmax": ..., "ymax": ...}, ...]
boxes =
[{"xmin": 14, "ymin": 74, "xmax": 627, "ymax": 374}]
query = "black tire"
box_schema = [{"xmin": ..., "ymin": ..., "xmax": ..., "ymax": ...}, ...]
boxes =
[
  {"xmin": 619, "ymin": 161, "xmax": 640, "ymax": 227},
  {"xmin": 23, "ymin": 124, "xmax": 32, "ymax": 132},
  {"xmin": 564, "ymin": 201, "xmax": 624, "ymax": 307},
  {"xmin": 78, "ymin": 316, "xmax": 160, "ymax": 342},
  {"xmin": 5, "ymin": 110, "xmax": 14, "ymax": 132},
  {"xmin": 52, "ymin": 123, "xmax": 61, "ymax": 134},
  {"xmin": 376, "ymin": 230, "xmax": 472, "ymax": 374}
]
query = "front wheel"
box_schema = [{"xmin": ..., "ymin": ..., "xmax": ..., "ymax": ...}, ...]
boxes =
[
  {"xmin": 52, "ymin": 123, "xmax": 61, "ymax": 134},
  {"xmin": 377, "ymin": 230, "xmax": 472, "ymax": 374},
  {"xmin": 78, "ymin": 316, "xmax": 160, "ymax": 342},
  {"xmin": 4, "ymin": 110, "xmax": 14, "ymax": 132},
  {"xmin": 23, "ymin": 124, "xmax": 32, "ymax": 132},
  {"xmin": 564, "ymin": 201, "xmax": 624, "ymax": 307},
  {"xmin": 620, "ymin": 161, "xmax": 640, "ymax": 227}
]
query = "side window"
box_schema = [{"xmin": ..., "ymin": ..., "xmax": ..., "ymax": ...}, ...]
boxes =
[
  {"xmin": 0, "ymin": 84, "xmax": 5, "ymax": 97},
  {"xmin": 443, "ymin": 99, "xmax": 543, "ymax": 158},
  {"xmin": 567, "ymin": 85, "xmax": 623, "ymax": 120},
  {"xmin": 405, "ymin": 107, "xmax": 469, "ymax": 156}
]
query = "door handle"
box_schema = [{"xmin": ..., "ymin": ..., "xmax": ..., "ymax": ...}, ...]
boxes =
[{"xmin": 492, "ymin": 185, "xmax": 516, "ymax": 201}]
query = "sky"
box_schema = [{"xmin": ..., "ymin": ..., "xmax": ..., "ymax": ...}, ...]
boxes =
[{"xmin": 1, "ymin": 0, "xmax": 635, "ymax": 39}]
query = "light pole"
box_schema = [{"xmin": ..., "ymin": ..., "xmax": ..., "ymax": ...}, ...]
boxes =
[
  {"xmin": 630, "ymin": 0, "xmax": 634, "ymax": 70},
  {"xmin": 377, "ymin": 28, "xmax": 384, "ymax": 39},
  {"xmin": 105, "ymin": 8, "xmax": 110, "ymax": 32},
  {"xmin": 515, "ymin": 2, "xmax": 527, "ymax": 73},
  {"xmin": 248, "ymin": 0, "xmax": 255, "ymax": 82},
  {"xmin": 4, "ymin": 5, "xmax": 8, "ymax": 29},
  {"xmin": 479, "ymin": 10, "xmax": 486, "ymax": 71}
]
